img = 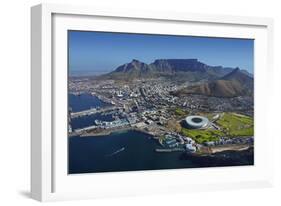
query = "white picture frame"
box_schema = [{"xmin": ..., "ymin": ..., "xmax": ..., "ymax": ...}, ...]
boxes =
[{"xmin": 31, "ymin": 3, "xmax": 274, "ymax": 202}]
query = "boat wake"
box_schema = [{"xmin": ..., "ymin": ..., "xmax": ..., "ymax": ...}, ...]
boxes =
[{"xmin": 105, "ymin": 147, "xmax": 125, "ymax": 157}]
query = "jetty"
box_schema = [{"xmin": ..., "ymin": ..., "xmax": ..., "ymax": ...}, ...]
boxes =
[
  {"xmin": 155, "ymin": 148, "xmax": 185, "ymax": 153},
  {"xmin": 70, "ymin": 106, "xmax": 120, "ymax": 118}
]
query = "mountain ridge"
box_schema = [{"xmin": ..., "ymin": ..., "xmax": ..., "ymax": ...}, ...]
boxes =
[
  {"xmin": 173, "ymin": 68, "xmax": 253, "ymax": 98},
  {"xmin": 101, "ymin": 58, "xmax": 250, "ymax": 81}
]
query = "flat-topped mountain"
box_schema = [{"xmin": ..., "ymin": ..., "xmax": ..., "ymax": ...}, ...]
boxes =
[
  {"xmin": 102, "ymin": 58, "xmax": 238, "ymax": 81},
  {"xmin": 150, "ymin": 59, "xmax": 207, "ymax": 73},
  {"xmin": 99, "ymin": 58, "xmax": 253, "ymax": 97}
]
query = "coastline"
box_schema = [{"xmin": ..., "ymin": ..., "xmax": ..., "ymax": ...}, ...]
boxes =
[
  {"xmin": 78, "ymin": 127, "xmax": 155, "ymax": 138},
  {"xmin": 199, "ymin": 144, "xmax": 252, "ymax": 155},
  {"xmin": 209, "ymin": 144, "xmax": 251, "ymax": 154},
  {"xmin": 72, "ymin": 127, "xmax": 252, "ymax": 155}
]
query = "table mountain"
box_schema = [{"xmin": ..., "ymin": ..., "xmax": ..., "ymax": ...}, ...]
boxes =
[{"xmin": 101, "ymin": 58, "xmax": 236, "ymax": 81}]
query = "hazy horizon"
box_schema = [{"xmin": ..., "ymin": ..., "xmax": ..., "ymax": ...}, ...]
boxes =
[{"xmin": 68, "ymin": 31, "xmax": 254, "ymax": 74}]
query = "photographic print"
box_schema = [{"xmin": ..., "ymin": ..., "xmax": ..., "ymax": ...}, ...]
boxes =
[{"xmin": 68, "ymin": 31, "xmax": 254, "ymax": 174}]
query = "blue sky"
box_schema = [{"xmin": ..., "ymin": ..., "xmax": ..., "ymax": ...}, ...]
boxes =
[{"xmin": 68, "ymin": 30, "xmax": 254, "ymax": 74}]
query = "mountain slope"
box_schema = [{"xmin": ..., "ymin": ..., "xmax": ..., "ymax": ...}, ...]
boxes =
[
  {"xmin": 221, "ymin": 67, "xmax": 253, "ymax": 89},
  {"xmin": 173, "ymin": 68, "xmax": 253, "ymax": 98},
  {"xmin": 105, "ymin": 59, "xmax": 155, "ymax": 80},
  {"xmin": 102, "ymin": 58, "xmax": 239, "ymax": 81}
]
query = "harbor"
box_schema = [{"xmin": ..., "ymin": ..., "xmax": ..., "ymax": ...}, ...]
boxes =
[
  {"xmin": 70, "ymin": 106, "xmax": 120, "ymax": 118},
  {"xmin": 68, "ymin": 91, "xmax": 254, "ymax": 174}
]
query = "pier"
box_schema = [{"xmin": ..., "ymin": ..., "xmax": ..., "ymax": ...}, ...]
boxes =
[
  {"xmin": 155, "ymin": 148, "xmax": 185, "ymax": 153},
  {"xmin": 70, "ymin": 106, "xmax": 120, "ymax": 118}
]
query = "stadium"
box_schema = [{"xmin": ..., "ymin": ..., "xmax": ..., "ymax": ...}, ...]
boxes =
[{"xmin": 184, "ymin": 115, "xmax": 210, "ymax": 129}]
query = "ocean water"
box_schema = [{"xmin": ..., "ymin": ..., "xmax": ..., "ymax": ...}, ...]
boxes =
[
  {"xmin": 69, "ymin": 93, "xmax": 111, "ymax": 112},
  {"xmin": 69, "ymin": 130, "xmax": 192, "ymax": 174},
  {"xmin": 68, "ymin": 130, "xmax": 253, "ymax": 174},
  {"xmin": 68, "ymin": 93, "xmax": 254, "ymax": 174}
]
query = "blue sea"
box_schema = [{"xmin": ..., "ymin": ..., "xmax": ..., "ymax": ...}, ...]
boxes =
[
  {"xmin": 68, "ymin": 93, "xmax": 254, "ymax": 174},
  {"xmin": 69, "ymin": 93, "xmax": 111, "ymax": 112}
]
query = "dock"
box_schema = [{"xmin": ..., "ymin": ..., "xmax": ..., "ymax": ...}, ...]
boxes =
[
  {"xmin": 155, "ymin": 148, "xmax": 185, "ymax": 153},
  {"xmin": 70, "ymin": 106, "xmax": 120, "ymax": 118}
]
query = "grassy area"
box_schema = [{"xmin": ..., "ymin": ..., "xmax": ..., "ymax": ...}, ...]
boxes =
[
  {"xmin": 181, "ymin": 128, "xmax": 222, "ymax": 144},
  {"xmin": 216, "ymin": 113, "xmax": 254, "ymax": 137},
  {"xmin": 180, "ymin": 112, "xmax": 254, "ymax": 143},
  {"xmin": 174, "ymin": 107, "xmax": 187, "ymax": 116}
]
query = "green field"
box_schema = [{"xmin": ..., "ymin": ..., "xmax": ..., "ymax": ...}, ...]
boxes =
[
  {"xmin": 174, "ymin": 107, "xmax": 188, "ymax": 116},
  {"xmin": 181, "ymin": 128, "xmax": 222, "ymax": 144},
  {"xmin": 180, "ymin": 112, "xmax": 254, "ymax": 144},
  {"xmin": 216, "ymin": 113, "xmax": 254, "ymax": 136}
]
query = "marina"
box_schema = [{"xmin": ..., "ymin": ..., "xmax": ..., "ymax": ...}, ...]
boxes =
[
  {"xmin": 70, "ymin": 106, "xmax": 119, "ymax": 118},
  {"xmin": 68, "ymin": 93, "xmax": 253, "ymax": 174}
]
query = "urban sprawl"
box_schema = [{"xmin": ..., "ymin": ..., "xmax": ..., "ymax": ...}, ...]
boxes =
[{"xmin": 69, "ymin": 78, "xmax": 254, "ymax": 155}]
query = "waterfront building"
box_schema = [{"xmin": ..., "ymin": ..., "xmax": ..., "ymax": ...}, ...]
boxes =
[{"xmin": 185, "ymin": 143, "xmax": 196, "ymax": 153}]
